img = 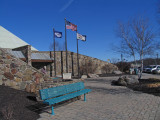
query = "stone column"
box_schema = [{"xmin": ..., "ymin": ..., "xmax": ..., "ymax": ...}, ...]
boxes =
[
  {"xmin": 27, "ymin": 45, "xmax": 31, "ymax": 66},
  {"xmin": 50, "ymin": 51, "xmax": 54, "ymax": 77}
]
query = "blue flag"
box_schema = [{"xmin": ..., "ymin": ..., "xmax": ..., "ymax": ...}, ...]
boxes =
[{"xmin": 54, "ymin": 31, "xmax": 62, "ymax": 38}]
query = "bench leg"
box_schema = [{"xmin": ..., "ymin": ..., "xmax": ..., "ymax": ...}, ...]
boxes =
[
  {"xmin": 84, "ymin": 94, "xmax": 86, "ymax": 102},
  {"xmin": 51, "ymin": 105, "xmax": 55, "ymax": 115}
]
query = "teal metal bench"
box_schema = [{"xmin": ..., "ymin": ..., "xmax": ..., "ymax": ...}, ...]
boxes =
[{"xmin": 39, "ymin": 82, "xmax": 91, "ymax": 115}]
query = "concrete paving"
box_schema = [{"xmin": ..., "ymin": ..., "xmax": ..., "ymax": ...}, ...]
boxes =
[{"xmin": 38, "ymin": 75, "xmax": 160, "ymax": 120}]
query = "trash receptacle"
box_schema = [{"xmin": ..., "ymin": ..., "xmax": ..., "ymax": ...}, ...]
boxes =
[
  {"xmin": 134, "ymin": 68, "xmax": 138, "ymax": 75},
  {"xmin": 129, "ymin": 68, "xmax": 134, "ymax": 74}
]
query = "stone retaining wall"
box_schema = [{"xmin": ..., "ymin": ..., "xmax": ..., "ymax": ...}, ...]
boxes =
[
  {"xmin": 0, "ymin": 48, "xmax": 53, "ymax": 95},
  {"xmin": 32, "ymin": 51, "xmax": 118, "ymax": 77}
]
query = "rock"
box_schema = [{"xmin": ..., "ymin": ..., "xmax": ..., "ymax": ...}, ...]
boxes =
[
  {"xmin": 39, "ymin": 78, "xmax": 44, "ymax": 83},
  {"xmin": 111, "ymin": 80, "xmax": 118, "ymax": 85},
  {"xmin": 15, "ymin": 77, "xmax": 22, "ymax": 82},
  {"xmin": 16, "ymin": 72, "xmax": 23, "ymax": 78},
  {"xmin": 30, "ymin": 83, "xmax": 36, "ymax": 93},
  {"xmin": 88, "ymin": 74, "xmax": 99, "ymax": 78},
  {"xmin": 0, "ymin": 59, "xmax": 3, "ymax": 63},
  {"xmin": 10, "ymin": 63, "xmax": 18, "ymax": 68},
  {"xmin": 117, "ymin": 77, "xmax": 127, "ymax": 86},
  {"xmin": 23, "ymin": 75, "xmax": 32, "ymax": 81},
  {"xmin": 6, "ymin": 55, "xmax": 12, "ymax": 59},
  {"xmin": 113, "ymin": 70, "xmax": 122, "ymax": 75},
  {"xmin": 0, "ymin": 79, "xmax": 2, "ymax": 85},
  {"xmin": 81, "ymin": 75, "xmax": 87, "ymax": 79},
  {"xmin": 3, "ymin": 67, "xmax": 10, "ymax": 72},
  {"xmin": 127, "ymin": 77, "xmax": 139, "ymax": 85},
  {"xmin": 25, "ymin": 84, "xmax": 31, "ymax": 92},
  {"xmin": 33, "ymin": 72, "xmax": 42, "ymax": 78},
  {"xmin": 35, "ymin": 77, "xmax": 40, "ymax": 84},
  {"xmin": 11, "ymin": 68, "xmax": 18, "ymax": 74},
  {"xmin": 20, "ymin": 65, "xmax": 26, "ymax": 71},
  {"xmin": 4, "ymin": 80, "xmax": 11, "ymax": 86},
  {"xmin": 10, "ymin": 81, "xmax": 17, "ymax": 87},
  {"xmin": 4, "ymin": 72, "xmax": 14, "ymax": 80},
  {"xmin": 0, "ymin": 75, "xmax": 3, "ymax": 80},
  {"xmin": 24, "ymin": 69, "xmax": 33, "ymax": 75},
  {"xmin": 114, "ymin": 75, "xmax": 139, "ymax": 86},
  {"xmin": 3, "ymin": 59, "xmax": 12, "ymax": 64},
  {"xmin": 19, "ymin": 82, "xmax": 27, "ymax": 90},
  {"xmin": 12, "ymin": 86, "xmax": 19, "ymax": 90}
]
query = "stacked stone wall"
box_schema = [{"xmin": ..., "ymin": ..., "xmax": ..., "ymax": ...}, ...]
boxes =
[
  {"xmin": 0, "ymin": 48, "xmax": 53, "ymax": 95},
  {"xmin": 33, "ymin": 51, "xmax": 118, "ymax": 76}
]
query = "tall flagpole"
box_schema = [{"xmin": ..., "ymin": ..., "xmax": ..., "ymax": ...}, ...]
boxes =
[
  {"xmin": 65, "ymin": 18, "xmax": 68, "ymax": 73},
  {"xmin": 53, "ymin": 28, "xmax": 56, "ymax": 76},
  {"xmin": 76, "ymin": 31, "xmax": 80, "ymax": 78}
]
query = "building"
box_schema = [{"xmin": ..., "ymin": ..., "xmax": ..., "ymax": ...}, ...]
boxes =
[{"xmin": 0, "ymin": 26, "xmax": 118, "ymax": 77}]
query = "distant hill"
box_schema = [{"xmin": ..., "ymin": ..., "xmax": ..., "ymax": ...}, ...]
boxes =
[{"xmin": 130, "ymin": 58, "xmax": 160, "ymax": 66}]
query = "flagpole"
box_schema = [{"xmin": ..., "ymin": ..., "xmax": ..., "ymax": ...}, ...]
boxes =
[
  {"xmin": 76, "ymin": 31, "xmax": 80, "ymax": 78},
  {"xmin": 65, "ymin": 18, "xmax": 68, "ymax": 73},
  {"xmin": 53, "ymin": 28, "xmax": 56, "ymax": 76}
]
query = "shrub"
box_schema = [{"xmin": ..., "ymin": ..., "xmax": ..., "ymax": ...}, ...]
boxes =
[
  {"xmin": 79, "ymin": 60, "xmax": 97, "ymax": 75},
  {"xmin": 101, "ymin": 64, "xmax": 114, "ymax": 74},
  {"xmin": 116, "ymin": 62, "xmax": 131, "ymax": 72}
]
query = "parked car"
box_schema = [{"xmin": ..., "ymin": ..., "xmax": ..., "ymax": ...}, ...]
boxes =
[
  {"xmin": 152, "ymin": 66, "xmax": 160, "ymax": 74},
  {"xmin": 145, "ymin": 65, "xmax": 160, "ymax": 73},
  {"xmin": 143, "ymin": 66, "xmax": 150, "ymax": 73}
]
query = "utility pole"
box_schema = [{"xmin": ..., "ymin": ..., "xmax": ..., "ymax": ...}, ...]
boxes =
[
  {"xmin": 157, "ymin": 53, "xmax": 159, "ymax": 65},
  {"xmin": 121, "ymin": 54, "xmax": 123, "ymax": 72}
]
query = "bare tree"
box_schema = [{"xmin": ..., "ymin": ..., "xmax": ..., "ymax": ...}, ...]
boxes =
[
  {"xmin": 116, "ymin": 16, "xmax": 157, "ymax": 78},
  {"xmin": 111, "ymin": 58, "xmax": 119, "ymax": 64},
  {"xmin": 132, "ymin": 17, "xmax": 156, "ymax": 73},
  {"xmin": 49, "ymin": 41, "xmax": 65, "ymax": 51},
  {"xmin": 116, "ymin": 21, "xmax": 137, "ymax": 64}
]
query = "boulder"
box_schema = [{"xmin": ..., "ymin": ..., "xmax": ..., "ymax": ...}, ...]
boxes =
[
  {"xmin": 88, "ymin": 74, "xmax": 99, "ymax": 78},
  {"xmin": 126, "ymin": 76, "xmax": 139, "ymax": 85},
  {"xmin": 81, "ymin": 75, "xmax": 88, "ymax": 79},
  {"xmin": 112, "ymin": 75, "xmax": 139, "ymax": 86},
  {"xmin": 117, "ymin": 77, "xmax": 127, "ymax": 86},
  {"xmin": 113, "ymin": 70, "xmax": 122, "ymax": 75}
]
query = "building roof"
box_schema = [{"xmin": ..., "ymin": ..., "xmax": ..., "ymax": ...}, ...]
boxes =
[
  {"xmin": 6, "ymin": 49, "xmax": 53, "ymax": 62},
  {"xmin": 7, "ymin": 49, "xmax": 25, "ymax": 59},
  {"xmin": 31, "ymin": 53, "xmax": 53, "ymax": 60},
  {"xmin": 0, "ymin": 26, "xmax": 38, "ymax": 51}
]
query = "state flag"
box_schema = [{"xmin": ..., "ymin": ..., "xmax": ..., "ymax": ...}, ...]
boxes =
[
  {"xmin": 54, "ymin": 31, "xmax": 62, "ymax": 38},
  {"xmin": 77, "ymin": 33, "xmax": 86, "ymax": 41}
]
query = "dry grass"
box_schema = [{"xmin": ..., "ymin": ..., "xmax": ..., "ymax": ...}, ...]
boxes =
[
  {"xmin": 128, "ymin": 78, "xmax": 160, "ymax": 95},
  {"xmin": 1, "ymin": 104, "xmax": 14, "ymax": 120}
]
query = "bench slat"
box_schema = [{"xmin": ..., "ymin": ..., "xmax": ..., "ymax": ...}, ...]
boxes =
[
  {"xmin": 39, "ymin": 82, "xmax": 85, "ymax": 100},
  {"xmin": 43, "ymin": 89, "xmax": 91, "ymax": 105}
]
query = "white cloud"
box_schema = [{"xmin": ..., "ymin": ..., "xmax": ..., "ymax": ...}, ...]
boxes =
[{"xmin": 59, "ymin": 0, "xmax": 74, "ymax": 12}]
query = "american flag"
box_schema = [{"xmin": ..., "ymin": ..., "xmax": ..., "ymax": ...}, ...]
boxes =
[{"xmin": 66, "ymin": 20, "xmax": 77, "ymax": 31}]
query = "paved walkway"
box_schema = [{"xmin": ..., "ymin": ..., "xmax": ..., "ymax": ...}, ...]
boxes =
[{"xmin": 38, "ymin": 76, "xmax": 160, "ymax": 120}]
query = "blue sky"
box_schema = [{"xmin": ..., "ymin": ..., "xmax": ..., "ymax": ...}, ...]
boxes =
[{"xmin": 0, "ymin": 0, "xmax": 159, "ymax": 62}]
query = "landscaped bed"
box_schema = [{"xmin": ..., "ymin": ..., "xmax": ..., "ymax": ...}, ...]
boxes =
[
  {"xmin": 128, "ymin": 78, "xmax": 160, "ymax": 96},
  {"xmin": 0, "ymin": 85, "xmax": 40, "ymax": 120}
]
